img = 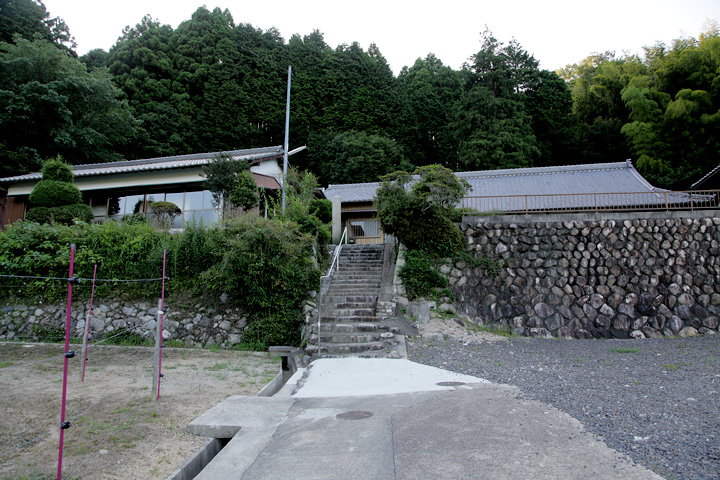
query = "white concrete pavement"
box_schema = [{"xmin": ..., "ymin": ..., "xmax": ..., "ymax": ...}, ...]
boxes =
[{"xmin": 187, "ymin": 358, "xmax": 664, "ymax": 480}]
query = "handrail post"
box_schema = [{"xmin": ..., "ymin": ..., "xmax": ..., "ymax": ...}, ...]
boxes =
[{"xmin": 317, "ymin": 276, "xmax": 323, "ymax": 357}]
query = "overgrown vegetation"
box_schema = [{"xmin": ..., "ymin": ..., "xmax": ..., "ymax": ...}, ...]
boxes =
[
  {"xmin": 399, "ymin": 250, "xmax": 449, "ymax": 299},
  {"xmin": 376, "ymin": 165, "xmax": 499, "ymax": 300},
  {"xmin": 0, "ymin": 193, "xmax": 326, "ymax": 348}
]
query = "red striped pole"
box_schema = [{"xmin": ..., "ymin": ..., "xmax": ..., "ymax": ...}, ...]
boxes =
[{"xmin": 57, "ymin": 244, "xmax": 76, "ymax": 480}]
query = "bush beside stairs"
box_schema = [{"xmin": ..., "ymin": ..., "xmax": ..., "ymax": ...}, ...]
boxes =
[{"xmin": 315, "ymin": 244, "xmax": 403, "ymax": 357}]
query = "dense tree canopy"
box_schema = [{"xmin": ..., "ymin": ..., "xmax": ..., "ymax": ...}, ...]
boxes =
[
  {"xmin": 0, "ymin": 0, "xmax": 75, "ymax": 52},
  {"xmin": 1, "ymin": 2, "xmax": 717, "ymax": 190},
  {"xmin": 0, "ymin": 37, "xmax": 137, "ymax": 176}
]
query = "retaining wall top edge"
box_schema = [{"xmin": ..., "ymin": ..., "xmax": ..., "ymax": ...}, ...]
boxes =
[{"xmin": 463, "ymin": 209, "xmax": 720, "ymax": 225}]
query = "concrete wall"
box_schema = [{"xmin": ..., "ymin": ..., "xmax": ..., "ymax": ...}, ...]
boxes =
[{"xmin": 451, "ymin": 214, "xmax": 720, "ymax": 339}]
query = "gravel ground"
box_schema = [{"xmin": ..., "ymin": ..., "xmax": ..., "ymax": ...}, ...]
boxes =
[{"xmin": 408, "ymin": 334, "xmax": 720, "ymax": 480}]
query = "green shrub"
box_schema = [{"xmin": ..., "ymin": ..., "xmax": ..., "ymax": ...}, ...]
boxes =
[
  {"xmin": 41, "ymin": 157, "xmax": 74, "ymax": 183},
  {"xmin": 121, "ymin": 212, "xmax": 149, "ymax": 225},
  {"xmin": 24, "ymin": 206, "xmax": 53, "ymax": 223},
  {"xmin": 375, "ymin": 165, "xmax": 469, "ymax": 257},
  {"xmin": 170, "ymin": 222, "xmax": 219, "ymax": 282},
  {"xmin": 242, "ymin": 311, "xmax": 303, "ymax": 349},
  {"xmin": 201, "ymin": 215, "xmax": 320, "ymax": 346},
  {"xmin": 25, "ymin": 204, "xmax": 93, "ymax": 225},
  {"xmin": 29, "ymin": 180, "xmax": 82, "ymax": 207},
  {"xmin": 399, "ymin": 249, "xmax": 448, "ymax": 299},
  {"xmin": 229, "ymin": 170, "xmax": 259, "ymax": 211},
  {"xmin": 149, "ymin": 201, "xmax": 181, "ymax": 228},
  {"xmin": 401, "ymin": 207, "xmax": 465, "ymax": 256},
  {"xmin": 309, "ymin": 199, "xmax": 332, "ymax": 223}
]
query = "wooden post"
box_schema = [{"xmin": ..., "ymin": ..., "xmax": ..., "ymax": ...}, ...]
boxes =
[
  {"xmin": 79, "ymin": 314, "xmax": 91, "ymax": 382},
  {"xmin": 80, "ymin": 265, "xmax": 97, "ymax": 382},
  {"xmin": 152, "ymin": 298, "xmax": 162, "ymax": 400}
]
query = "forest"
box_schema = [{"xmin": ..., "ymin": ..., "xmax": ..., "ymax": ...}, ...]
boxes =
[{"xmin": 1, "ymin": 0, "xmax": 719, "ymax": 189}]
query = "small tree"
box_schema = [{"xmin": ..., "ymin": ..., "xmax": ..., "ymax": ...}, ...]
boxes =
[
  {"xmin": 26, "ymin": 156, "xmax": 93, "ymax": 225},
  {"xmin": 230, "ymin": 170, "xmax": 259, "ymax": 211},
  {"xmin": 202, "ymin": 153, "xmax": 250, "ymax": 219},
  {"xmin": 149, "ymin": 201, "xmax": 181, "ymax": 229},
  {"xmin": 375, "ymin": 165, "xmax": 469, "ymax": 256}
]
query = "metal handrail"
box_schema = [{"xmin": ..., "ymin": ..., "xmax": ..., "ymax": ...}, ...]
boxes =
[
  {"xmin": 316, "ymin": 227, "xmax": 347, "ymax": 356},
  {"xmin": 461, "ymin": 189, "xmax": 720, "ymax": 216}
]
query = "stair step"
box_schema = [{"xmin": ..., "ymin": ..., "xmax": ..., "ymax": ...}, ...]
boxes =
[
  {"xmin": 320, "ymin": 333, "xmax": 381, "ymax": 343},
  {"xmin": 322, "ymin": 296, "xmax": 378, "ymax": 303},
  {"xmin": 326, "ymin": 302, "xmax": 377, "ymax": 309},
  {"xmin": 321, "ymin": 315, "xmax": 382, "ymax": 323},
  {"xmin": 317, "ymin": 323, "xmax": 388, "ymax": 333},
  {"xmin": 321, "ymin": 342, "xmax": 386, "ymax": 354},
  {"xmin": 326, "ymin": 287, "xmax": 380, "ymax": 292},
  {"xmin": 320, "ymin": 308, "xmax": 376, "ymax": 317}
]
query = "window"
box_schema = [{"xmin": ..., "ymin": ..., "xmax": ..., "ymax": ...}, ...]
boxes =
[{"xmin": 87, "ymin": 187, "xmax": 219, "ymax": 228}]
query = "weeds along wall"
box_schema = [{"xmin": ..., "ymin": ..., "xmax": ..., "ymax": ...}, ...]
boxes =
[{"xmin": 452, "ymin": 215, "xmax": 720, "ymax": 339}]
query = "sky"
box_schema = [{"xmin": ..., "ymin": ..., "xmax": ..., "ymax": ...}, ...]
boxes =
[{"xmin": 43, "ymin": 0, "xmax": 719, "ymax": 75}]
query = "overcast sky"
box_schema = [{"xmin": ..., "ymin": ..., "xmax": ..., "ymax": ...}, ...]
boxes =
[{"xmin": 43, "ymin": 0, "xmax": 718, "ymax": 74}]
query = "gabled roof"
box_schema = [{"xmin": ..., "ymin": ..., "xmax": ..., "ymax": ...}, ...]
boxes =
[
  {"xmin": 322, "ymin": 160, "xmax": 661, "ymax": 204},
  {"xmin": 458, "ymin": 160, "xmax": 661, "ymax": 197},
  {"xmin": 322, "ymin": 182, "xmax": 380, "ymax": 203},
  {"xmin": 0, "ymin": 146, "xmax": 284, "ymax": 184}
]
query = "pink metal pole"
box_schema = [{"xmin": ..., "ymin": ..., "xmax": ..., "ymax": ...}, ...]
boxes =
[
  {"xmin": 81, "ymin": 264, "xmax": 97, "ymax": 382},
  {"xmin": 157, "ymin": 250, "xmax": 167, "ymax": 400},
  {"xmin": 57, "ymin": 244, "xmax": 76, "ymax": 480}
]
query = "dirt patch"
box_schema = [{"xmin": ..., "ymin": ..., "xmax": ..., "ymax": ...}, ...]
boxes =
[
  {"xmin": 415, "ymin": 310, "xmax": 509, "ymax": 344},
  {"xmin": 0, "ymin": 342, "xmax": 279, "ymax": 480}
]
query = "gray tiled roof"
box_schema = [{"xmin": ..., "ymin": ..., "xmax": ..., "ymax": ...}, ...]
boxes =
[
  {"xmin": 457, "ymin": 161, "xmax": 659, "ymax": 197},
  {"xmin": 322, "ymin": 161, "xmax": 665, "ymax": 207},
  {"xmin": 322, "ymin": 182, "xmax": 380, "ymax": 203},
  {"xmin": 0, "ymin": 146, "xmax": 284, "ymax": 183}
]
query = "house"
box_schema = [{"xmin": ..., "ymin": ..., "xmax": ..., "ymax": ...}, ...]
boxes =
[
  {"xmin": 0, "ymin": 147, "xmax": 285, "ymax": 229},
  {"xmin": 322, "ymin": 160, "xmax": 714, "ymax": 244}
]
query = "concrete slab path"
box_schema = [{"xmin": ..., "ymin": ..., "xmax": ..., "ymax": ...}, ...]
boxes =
[{"xmin": 189, "ymin": 358, "xmax": 664, "ymax": 480}]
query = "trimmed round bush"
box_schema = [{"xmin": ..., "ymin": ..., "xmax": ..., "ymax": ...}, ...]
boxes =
[
  {"xmin": 25, "ymin": 204, "xmax": 93, "ymax": 225},
  {"xmin": 41, "ymin": 158, "xmax": 74, "ymax": 183},
  {"xmin": 58, "ymin": 204, "xmax": 93, "ymax": 224},
  {"xmin": 149, "ymin": 201, "xmax": 181, "ymax": 216},
  {"xmin": 24, "ymin": 206, "xmax": 53, "ymax": 223},
  {"xmin": 29, "ymin": 180, "xmax": 82, "ymax": 207}
]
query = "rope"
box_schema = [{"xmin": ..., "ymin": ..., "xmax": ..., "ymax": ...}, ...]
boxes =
[{"xmin": 0, "ymin": 274, "xmax": 168, "ymax": 283}]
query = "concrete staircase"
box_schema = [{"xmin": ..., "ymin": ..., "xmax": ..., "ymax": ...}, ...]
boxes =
[{"xmin": 318, "ymin": 244, "xmax": 392, "ymax": 356}]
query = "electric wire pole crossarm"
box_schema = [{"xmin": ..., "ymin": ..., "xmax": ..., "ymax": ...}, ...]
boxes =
[{"xmin": 280, "ymin": 64, "xmax": 307, "ymax": 214}]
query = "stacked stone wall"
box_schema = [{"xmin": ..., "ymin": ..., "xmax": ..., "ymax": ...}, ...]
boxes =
[
  {"xmin": 0, "ymin": 299, "xmax": 248, "ymax": 347},
  {"xmin": 451, "ymin": 216, "xmax": 720, "ymax": 339}
]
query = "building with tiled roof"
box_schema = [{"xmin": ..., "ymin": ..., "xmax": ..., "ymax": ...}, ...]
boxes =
[
  {"xmin": 322, "ymin": 161, "xmax": 711, "ymax": 244},
  {"xmin": 0, "ymin": 147, "xmax": 285, "ymax": 228}
]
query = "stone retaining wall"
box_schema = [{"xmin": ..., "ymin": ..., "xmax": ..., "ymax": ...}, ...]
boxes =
[
  {"xmin": 451, "ymin": 216, "xmax": 720, "ymax": 339},
  {"xmin": 0, "ymin": 299, "xmax": 249, "ymax": 347},
  {"xmin": 1, "ymin": 295, "xmax": 322, "ymax": 347}
]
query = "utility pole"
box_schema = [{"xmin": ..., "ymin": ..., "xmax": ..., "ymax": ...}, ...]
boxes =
[{"xmin": 281, "ymin": 65, "xmax": 291, "ymax": 214}]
